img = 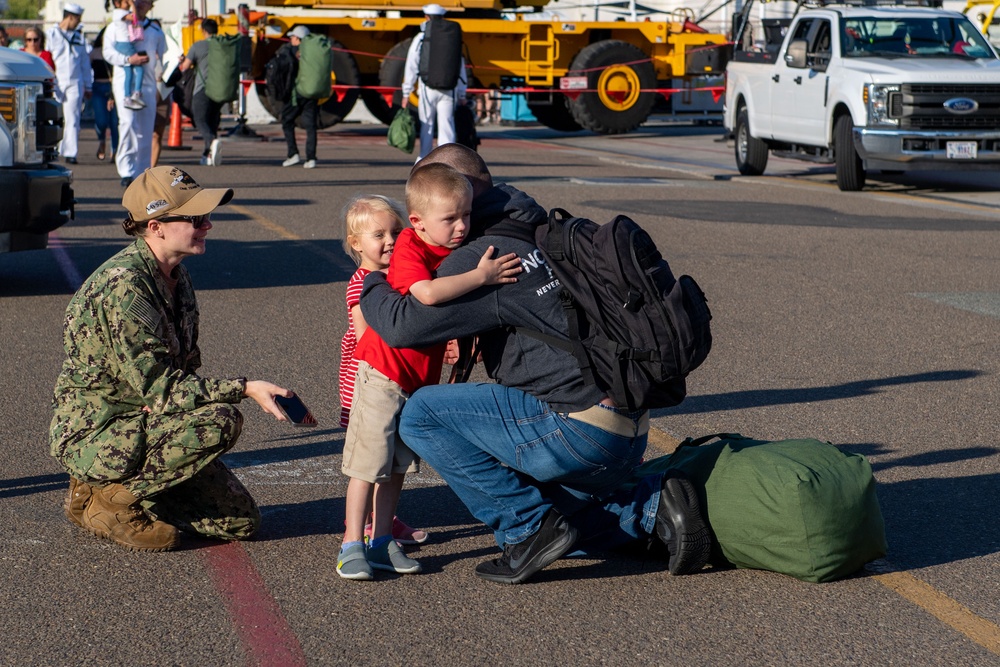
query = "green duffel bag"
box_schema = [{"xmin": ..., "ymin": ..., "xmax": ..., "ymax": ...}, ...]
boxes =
[
  {"xmin": 205, "ymin": 34, "xmax": 242, "ymax": 104},
  {"xmin": 635, "ymin": 433, "xmax": 888, "ymax": 582},
  {"xmin": 295, "ymin": 33, "xmax": 334, "ymax": 101},
  {"xmin": 387, "ymin": 107, "xmax": 416, "ymax": 153}
]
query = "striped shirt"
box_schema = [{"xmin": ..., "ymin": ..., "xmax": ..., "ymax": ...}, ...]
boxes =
[{"xmin": 338, "ymin": 267, "xmax": 370, "ymax": 428}]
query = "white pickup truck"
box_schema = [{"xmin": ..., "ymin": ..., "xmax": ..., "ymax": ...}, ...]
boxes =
[
  {"xmin": 724, "ymin": 0, "xmax": 1000, "ymax": 190},
  {"xmin": 0, "ymin": 48, "xmax": 74, "ymax": 253}
]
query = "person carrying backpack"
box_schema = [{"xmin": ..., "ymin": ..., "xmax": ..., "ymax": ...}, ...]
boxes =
[
  {"xmin": 279, "ymin": 25, "xmax": 332, "ymax": 169},
  {"xmin": 177, "ymin": 19, "xmax": 228, "ymax": 166},
  {"xmin": 359, "ymin": 144, "xmax": 713, "ymax": 585},
  {"xmin": 401, "ymin": 4, "xmax": 468, "ymax": 160}
]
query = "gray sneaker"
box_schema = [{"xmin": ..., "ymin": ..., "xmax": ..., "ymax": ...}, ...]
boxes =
[
  {"xmin": 282, "ymin": 154, "xmax": 301, "ymax": 167},
  {"xmin": 336, "ymin": 543, "xmax": 373, "ymax": 581},
  {"xmin": 368, "ymin": 538, "xmax": 423, "ymax": 574}
]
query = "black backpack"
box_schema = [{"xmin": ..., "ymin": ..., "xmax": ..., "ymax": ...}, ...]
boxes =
[
  {"xmin": 265, "ymin": 44, "xmax": 298, "ymax": 104},
  {"xmin": 418, "ymin": 18, "xmax": 463, "ymax": 90},
  {"xmin": 517, "ymin": 208, "xmax": 713, "ymax": 410}
]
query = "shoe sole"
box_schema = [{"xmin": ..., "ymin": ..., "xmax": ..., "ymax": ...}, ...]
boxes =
[
  {"xmin": 659, "ymin": 476, "xmax": 712, "ymax": 576},
  {"xmin": 475, "ymin": 525, "xmax": 578, "ymax": 585},
  {"xmin": 336, "ymin": 567, "xmax": 374, "ymax": 581},
  {"xmin": 369, "ymin": 560, "xmax": 422, "ymax": 575},
  {"xmin": 83, "ymin": 525, "xmax": 179, "ymax": 552}
]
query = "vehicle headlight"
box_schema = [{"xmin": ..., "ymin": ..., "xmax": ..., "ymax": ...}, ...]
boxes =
[
  {"xmin": 0, "ymin": 83, "xmax": 43, "ymax": 165},
  {"xmin": 865, "ymin": 84, "xmax": 900, "ymax": 127}
]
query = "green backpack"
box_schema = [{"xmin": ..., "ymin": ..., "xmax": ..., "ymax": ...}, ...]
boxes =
[
  {"xmin": 295, "ymin": 33, "xmax": 334, "ymax": 101},
  {"xmin": 635, "ymin": 433, "xmax": 888, "ymax": 582},
  {"xmin": 205, "ymin": 34, "xmax": 242, "ymax": 104}
]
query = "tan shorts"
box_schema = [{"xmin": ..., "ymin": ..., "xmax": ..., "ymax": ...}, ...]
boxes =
[{"xmin": 341, "ymin": 360, "xmax": 419, "ymax": 483}]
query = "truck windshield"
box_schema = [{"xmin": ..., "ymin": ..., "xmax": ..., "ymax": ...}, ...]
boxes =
[{"xmin": 841, "ymin": 16, "xmax": 996, "ymax": 58}]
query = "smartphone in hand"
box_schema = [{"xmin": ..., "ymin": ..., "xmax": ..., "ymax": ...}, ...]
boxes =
[{"xmin": 274, "ymin": 394, "xmax": 318, "ymax": 427}]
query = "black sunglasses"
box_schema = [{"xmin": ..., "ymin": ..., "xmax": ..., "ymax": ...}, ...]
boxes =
[
  {"xmin": 158, "ymin": 214, "xmax": 210, "ymax": 229},
  {"xmin": 25, "ymin": 37, "xmax": 40, "ymax": 42}
]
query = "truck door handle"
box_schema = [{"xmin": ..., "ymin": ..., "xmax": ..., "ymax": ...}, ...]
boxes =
[
  {"xmin": 772, "ymin": 74, "xmax": 780, "ymax": 82},
  {"xmin": 794, "ymin": 76, "xmax": 802, "ymax": 84}
]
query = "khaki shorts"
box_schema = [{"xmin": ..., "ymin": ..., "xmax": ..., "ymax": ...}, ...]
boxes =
[{"xmin": 341, "ymin": 360, "xmax": 419, "ymax": 483}]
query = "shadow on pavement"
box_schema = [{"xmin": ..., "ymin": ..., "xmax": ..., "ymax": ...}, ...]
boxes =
[{"xmin": 655, "ymin": 370, "xmax": 982, "ymax": 417}]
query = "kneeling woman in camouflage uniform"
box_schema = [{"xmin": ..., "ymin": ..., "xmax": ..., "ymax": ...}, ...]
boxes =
[{"xmin": 50, "ymin": 166, "xmax": 294, "ymax": 552}]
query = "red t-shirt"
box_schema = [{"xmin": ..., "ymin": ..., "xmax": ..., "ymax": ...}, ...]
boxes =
[{"xmin": 353, "ymin": 228, "xmax": 452, "ymax": 394}]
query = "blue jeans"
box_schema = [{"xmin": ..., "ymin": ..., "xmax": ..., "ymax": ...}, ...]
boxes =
[
  {"xmin": 91, "ymin": 80, "xmax": 119, "ymax": 154},
  {"xmin": 399, "ymin": 383, "xmax": 661, "ymax": 549}
]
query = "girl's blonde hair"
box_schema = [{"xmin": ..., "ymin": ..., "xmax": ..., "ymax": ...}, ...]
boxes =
[{"xmin": 341, "ymin": 194, "xmax": 407, "ymax": 266}]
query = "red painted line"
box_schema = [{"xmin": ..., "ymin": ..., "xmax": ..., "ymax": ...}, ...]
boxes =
[{"xmin": 199, "ymin": 542, "xmax": 307, "ymax": 667}]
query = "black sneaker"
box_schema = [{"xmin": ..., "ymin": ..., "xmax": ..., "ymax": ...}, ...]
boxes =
[
  {"xmin": 655, "ymin": 472, "xmax": 712, "ymax": 575},
  {"xmin": 475, "ymin": 509, "xmax": 578, "ymax": 584}
]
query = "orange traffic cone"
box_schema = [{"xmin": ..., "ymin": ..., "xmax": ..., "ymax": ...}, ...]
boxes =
[{"xmin": 167, "ymin": 102, "xmax": 184, "ymax": 148}]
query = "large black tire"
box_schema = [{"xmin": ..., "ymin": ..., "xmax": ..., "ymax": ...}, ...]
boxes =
[
  {"xmin": 255, "ymin": 39, "xmax": 360, "ymax": 129},
  {"xmin": 735, "ymin": 105, "xmax": 768, "ymax": 175},
  {"xmin": 566, "ymin": 40, "xmax": 657, "ymax": 134},
  {"xmin": 835, "ymin": 114, "xmax": 866, "ymax": 191},
  {"xmin": 527, "ymin": 95, "xmax": 583, "ymax": 132},
  {"xmin": 362, "ymin": 39, "xmax": 412, "ymax": 125}
]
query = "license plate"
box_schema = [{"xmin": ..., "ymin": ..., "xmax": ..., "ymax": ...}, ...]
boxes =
[
  {"xmin": 560, "ymin": 76, "xmax": 588, "ymax": 91},
  {"xmin": 946, "ymin": 141, "xmax": 977, "ymax": 159}
]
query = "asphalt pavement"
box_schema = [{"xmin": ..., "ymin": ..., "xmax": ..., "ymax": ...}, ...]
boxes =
[{"xmin": 1, "ymin": 117, "xmax": 998, "ymax": 666}]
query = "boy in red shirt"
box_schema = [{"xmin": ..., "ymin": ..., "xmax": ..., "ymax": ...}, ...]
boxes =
[{"xmin": 337, "ymin": 163, "xmax": 522, "ymax": 580}]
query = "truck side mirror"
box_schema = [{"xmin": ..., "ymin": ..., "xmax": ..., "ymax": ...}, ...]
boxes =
[{"xmin": 785, "ymin": 39, "xmax": 808, "ymax": 68}]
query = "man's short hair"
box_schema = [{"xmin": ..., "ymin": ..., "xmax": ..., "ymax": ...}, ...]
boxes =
[
  {"xmin": 405, "ymin": 162, "xmax": 473, "ymax": 219},
  {"xmin": 412, "ymin": 144, "xmax": 493, "ymax": 200},
  {"xmin": 201, "ymin": 18, "xmax": 218, "ymax": 35}
]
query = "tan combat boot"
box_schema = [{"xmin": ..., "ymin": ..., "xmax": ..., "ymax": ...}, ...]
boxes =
[
  {"xmin": 82, "ymin": 483, "xmax": 179, "ymax": 552},
  {"xmin": 63, "ymin": 477, "xmax": 93, "ymax": 527}
]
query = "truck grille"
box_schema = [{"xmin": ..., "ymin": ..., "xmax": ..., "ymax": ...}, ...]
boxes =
[{"xmin": 894, "ymin": 84, "xmax": 1000, "ymax": 130}]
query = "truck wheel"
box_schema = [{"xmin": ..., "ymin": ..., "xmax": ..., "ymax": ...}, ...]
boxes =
[
  {"xmin": 316, "ymin": 40, "xmax": 360, "ymax": 128},
  {"xmin": 373, "ymin": 38, "xmax": 422, "ymax": 129},
  {"xmin": 834, "ymin": 115, "xmax": 866, "ymax": 191},
  {"xmin": 527, "ymin": 96, "xmax": 582, "ymax": 132},
  {"xmin": 566, "ymin": 40, "xmax": 656, "ymax": 134},
  {"xmin": 255, "ymin": 39, "xmax": 360, "ymax": 128},
  {"xmin": 735, "ymin": 106, "xmax": 768, "ymax": 175}
]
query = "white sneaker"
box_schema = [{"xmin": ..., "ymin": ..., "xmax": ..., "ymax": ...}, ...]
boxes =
[
  {"xmin": 282, "ymin": 154, "xmax": 300, "ymax": 167},
  {"xmin": 123, "ymin": 96, "xmax": 143, "ymax": 111},
  {"xmin": 131, "ymin": 92, "xmax": 146, "ymax": 109},
  {"xmin": 303, "ymin": 159, "xmax": 316, "ymax": 169},
  {"xmin": 200, "ymin": 155, "xmax": 211, "ymax": 166},
  {"xmin": 209, "ymin": 139, "xmax": 222, "ymax": 166}
]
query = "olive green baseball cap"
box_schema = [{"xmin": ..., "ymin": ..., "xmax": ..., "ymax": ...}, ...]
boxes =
[{"xmin": 123, "ymin": 166, "xmax": 234, "ymax": 222}]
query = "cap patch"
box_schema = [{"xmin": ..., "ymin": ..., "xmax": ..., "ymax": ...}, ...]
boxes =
[
  {"xmin": 146, "ymin": 199, "xmax": 169, "ymax": 214},
  {"xmin": 168, "ymin": 168, "xmax": 200, "ymax": 190}
]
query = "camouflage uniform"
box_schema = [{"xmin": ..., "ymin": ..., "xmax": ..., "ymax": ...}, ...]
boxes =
[{"xmin": 50, "ymin": 237, "xmax": 259, "ymax": 539}]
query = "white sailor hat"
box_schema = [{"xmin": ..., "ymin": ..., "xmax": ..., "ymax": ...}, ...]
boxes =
[
  {"xmin": 422, "ymin": 4, "xmax": 447, "ymax": 15},
  {"xmin": 64, "ymin": 2, "xmax": 84, "ymax": 15}
]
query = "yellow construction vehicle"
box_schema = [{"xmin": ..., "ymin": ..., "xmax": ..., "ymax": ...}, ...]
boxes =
[
  {"xmin": 183, "ymin": 0, "xmax": 730, "ymax": 134},
  {"xmin": 964, "ymin": 0, "xmax": 1000, "ymax": 47}
]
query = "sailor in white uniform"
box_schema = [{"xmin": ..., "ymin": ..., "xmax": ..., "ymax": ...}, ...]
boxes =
[{"xmin": 46, "ymin": 3, "xmax": 93, "ymax": 164}]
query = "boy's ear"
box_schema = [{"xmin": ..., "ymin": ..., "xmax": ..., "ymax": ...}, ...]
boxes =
[{"xmin": 409, "ymin": 213, "xmax": 424, "ymax": 231}]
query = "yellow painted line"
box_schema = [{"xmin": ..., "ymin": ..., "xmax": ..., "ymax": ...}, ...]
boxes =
[
  {"xmin": 230, "ymin": 203, "xmax": 351, "ymax": 268},
  {"xmin": 874, "ymin": 570, "xmax": 1000, "ymax": 655},
  {"xmin": 229, "ymin": 204, "xmax": 301, "ymax": 241}
]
